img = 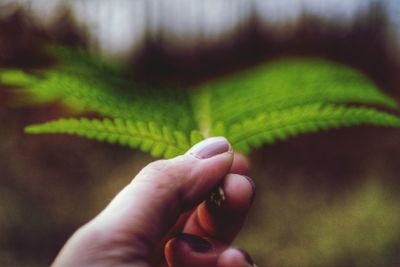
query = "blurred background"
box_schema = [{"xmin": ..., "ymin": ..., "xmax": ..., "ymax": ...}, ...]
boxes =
[{"xmin": 1, "ymin": 0, "xmax": 400, "ymax": 266}]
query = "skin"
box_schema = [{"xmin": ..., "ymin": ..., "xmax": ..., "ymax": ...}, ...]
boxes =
[{"xmin": 52, "ymin": 138, "xmax": 255, "ymax": 267}]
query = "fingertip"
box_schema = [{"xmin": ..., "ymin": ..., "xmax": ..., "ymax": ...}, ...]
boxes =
[
  {"xmin": 165, "ymin": 234, "xmax": 218, "ymax": 267},
  {"xmin": 224, "ymin": 174, "xmax": 255, "ymax": 209},
  {"xmin": 186, "ymin": 137, "xmax": 232, "ymax": 159},
  {"xmin": 193, "ymin": 174, "xmax": 255, "ymax": 242},
  {"xmin": 218, "ymin": 248, "xmax": 256, "ymax": 267},
  {"xmin": 231, "ymin": 153, "xmax": 251, "ymax": 175}
]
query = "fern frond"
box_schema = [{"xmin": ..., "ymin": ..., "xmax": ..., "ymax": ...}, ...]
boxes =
[
  {"xmin": 198, "ymin": 59, "xmax": 399, "ymax": 128},
  {"xmin": 0, "ymin": 47, "xmax": 196, "ymax": 132},
  {"xmin": 3, "ymin": 46, "xmax": 400, "ymax": 159},
  {"xmin": 227, "ymin": 103, "xmax": 400, "ymax": 154},
  {"xmin": 25, "ymin": 118, "xmax": 204, "ymax": 158},
  {"xmin": 0, "ymin": 69, "xmax": 39, "ymax": 87},
  {"xmin": 45, "ymin": 45, "xmax": 125, "ymax": 77},
  {"xmin": 0, "ymin": 69, "xmax": 75, "ymax": 106}
]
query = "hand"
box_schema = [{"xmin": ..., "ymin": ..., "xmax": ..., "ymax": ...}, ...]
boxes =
[{"xmin": 52, "ymin": 137, "xmax": 256, "ymax": 267}]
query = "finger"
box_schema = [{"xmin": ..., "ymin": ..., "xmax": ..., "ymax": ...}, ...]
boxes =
[
  {"xmin": 156, "ymin": 152, "xmax": 251, "ymax": 261},
  {"xmin": 230, "ymin": 153, "xmax": 250, "ymax": 175},
  {"xmin": 164, "ymin": 234, "xmax": 256, "ymax": 267},
  {"xmin": 183, "ymin": 174, "xmax": 255, "ymax": 243},
  {"xmin": 164, "ymin": 233, "xmax": 224, "ymax": 267},
  {"xmin": 152, "ymin": 154, "xmax": 250, "ymax": 264},
  {"xmin": 68, "ymin": 137, "xmax": 234, "ymax": 261},
  {"xmin": 217, "ymin": 248, "xmax": 256, "ymax": 267},
  {"xmin": 151, "ymin": 208, "xmax": 195, "ymax": 265},
  {"xmin": 161, "ymin": 153, "xmax": 250, "ymax": 243}
]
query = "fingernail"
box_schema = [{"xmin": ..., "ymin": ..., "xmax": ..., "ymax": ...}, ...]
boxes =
[
  {"xmin": 236, "ymin": 248, "xmax": 256, "ymax": 266},
  {"xmin": 243, "ymin": 176, "xmax": 256, "ymax": 205},
  {"xmin": 186, "ymin": 137, "xmax": 231, "ymax": 159},
  {"xmin": 176, "ymin": 233, "xmax": 212, "ymax": 253}
]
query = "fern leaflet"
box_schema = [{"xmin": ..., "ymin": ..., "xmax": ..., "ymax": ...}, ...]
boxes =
[
  {"xmin": 226, "ymin": 103, "xmax": 400, "ymax": 153},
  {"xmin": 199, "ymin": 59, "xmax": 398, "ymax": 129},
  {"xmin": 26, "ymin": 118, "xmax": 204, "ymax": 158}
]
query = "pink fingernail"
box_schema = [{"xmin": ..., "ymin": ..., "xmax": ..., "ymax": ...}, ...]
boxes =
[{"xmin": 187, "ymin": 137, "xmax": 231, "ymax": 159}]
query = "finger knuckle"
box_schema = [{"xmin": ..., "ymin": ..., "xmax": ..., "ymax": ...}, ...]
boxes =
[{"xmin": 141, "ymin": 159, "xmax": 179, "ymax": 184}]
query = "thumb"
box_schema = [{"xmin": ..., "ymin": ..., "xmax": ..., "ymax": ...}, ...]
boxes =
[{"xmin": 53, "ymin": 137, "xmax": 233, "ymax": 266}]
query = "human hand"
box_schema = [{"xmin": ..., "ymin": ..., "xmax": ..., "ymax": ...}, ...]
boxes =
[{"xmin": 52, "ymin": 137, "xmax": 256, "ymax": 267}]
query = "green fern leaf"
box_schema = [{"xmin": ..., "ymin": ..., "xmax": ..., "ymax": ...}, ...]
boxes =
[
  {"xmin": 25, "ymin": 118, "xmax": 201, "ymax": 158},
  {"xmin": 197, "ymin": 58, "xmax": 399, "ymax": 128},
  {"xmin": 1, "ymin": 47, "xmax": 196, "ymax": 132},
  {"xmin": 0, "ymin": 69, "xmax": 39, "ymax": 87},
  {"xmin": 2, "ymin": 46, "xmax": 400, "ymax": 158},
  {"xmin": 227, "ymin": 103, "xmax": 400, "ymax": 153}
]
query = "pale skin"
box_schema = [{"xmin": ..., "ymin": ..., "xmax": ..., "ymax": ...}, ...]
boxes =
[{"xmin": 52, "ymin": 137, "xmax": 256, "ymax": 267}]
